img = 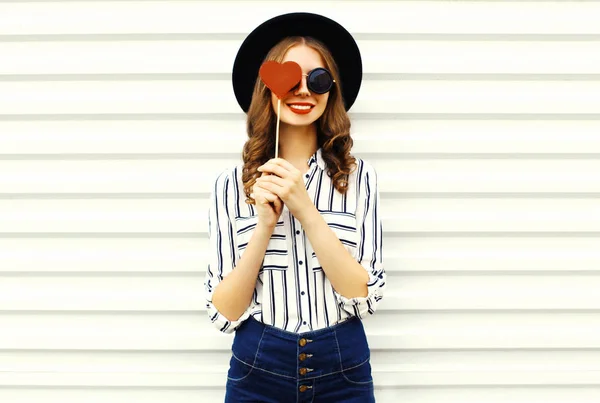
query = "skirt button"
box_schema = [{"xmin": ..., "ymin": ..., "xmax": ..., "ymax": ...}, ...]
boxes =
[{"xmin": 299, "ymin": 338, "xmax": 307, "ymax": 347}]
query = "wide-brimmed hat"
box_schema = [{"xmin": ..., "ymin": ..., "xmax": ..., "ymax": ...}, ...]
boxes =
[{"xmin": 232, "ymin": 12, "xmax": 362, "ymax": 113}]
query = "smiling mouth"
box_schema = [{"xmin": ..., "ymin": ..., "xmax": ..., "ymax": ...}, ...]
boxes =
[
  {"xmin": 286, "ymin": 103, "xmax": 315, "ymax": 114},
  {"xmin": 288, "ymin": 103, "xmax": 314, "ymax": 109}
]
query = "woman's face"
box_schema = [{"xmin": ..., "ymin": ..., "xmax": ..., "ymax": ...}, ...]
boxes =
[{"xmin": 270, "ymin": 44, "xmax": 330, "ymax": 127}]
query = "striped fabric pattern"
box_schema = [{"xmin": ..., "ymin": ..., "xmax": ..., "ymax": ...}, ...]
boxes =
[{"xmin": 204, "ymin": 148, "xmax": 386, "ymax": 333}]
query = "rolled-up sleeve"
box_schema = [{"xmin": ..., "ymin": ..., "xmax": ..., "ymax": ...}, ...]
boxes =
[
  {"xmin": 335, "ymin": 161, "xmax": 386, "ymax": 318},
  {"xmin": 203, "ymin": 169, "xmax": 251, "ymax": 333}
]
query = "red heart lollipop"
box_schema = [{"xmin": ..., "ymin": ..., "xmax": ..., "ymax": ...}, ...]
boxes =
[{"xmin": 259, "ymin": 61, "xmax": 302, "ymax": 99}]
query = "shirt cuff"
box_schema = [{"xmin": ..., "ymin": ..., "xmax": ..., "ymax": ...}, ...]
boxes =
[
  {"xmin": 334, "ymin": 268, "xmax": 385, "ymax": 319},
  {"xmin": 206, "ymin": 301, "xmax": 251, "ymax": 334}
]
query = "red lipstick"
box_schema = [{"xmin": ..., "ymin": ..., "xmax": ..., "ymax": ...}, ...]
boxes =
[{"xmin": 286, "ymin": 102, "xmax": 314, "ymax": 115}]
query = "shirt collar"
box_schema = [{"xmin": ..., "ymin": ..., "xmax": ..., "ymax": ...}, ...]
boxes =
[{"xmin": 307, "ymin": 147, "xmax": 326, "ymax": 171}]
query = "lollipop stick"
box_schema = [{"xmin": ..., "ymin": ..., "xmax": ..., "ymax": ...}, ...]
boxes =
[{"xmin": 275, "ymin": 98, "xmax": 281, "ymax": 158}]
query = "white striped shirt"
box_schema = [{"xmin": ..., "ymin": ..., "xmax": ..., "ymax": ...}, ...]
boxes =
[{"xmin": 204, "ymin": 148, "xmax": 386, "ymax": 334}]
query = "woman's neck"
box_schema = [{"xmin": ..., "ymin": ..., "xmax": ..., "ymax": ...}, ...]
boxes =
[{"xmin": 277, "ymin": 123, "xmax": 318, "ymax": 172}]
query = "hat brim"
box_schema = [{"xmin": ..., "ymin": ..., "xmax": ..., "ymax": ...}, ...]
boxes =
[{"xmin": 232, "ymin": 12, "xmax": 362, "ymax": 113}]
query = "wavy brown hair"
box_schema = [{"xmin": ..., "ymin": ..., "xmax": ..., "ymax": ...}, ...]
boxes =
[{"xmin": 242, "ymin": 36, "xmax": 356, "ymax": 204}]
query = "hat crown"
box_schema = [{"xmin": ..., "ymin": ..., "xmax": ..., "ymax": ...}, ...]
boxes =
[{"xmin": 232, "ymin": 12, "xmax": 362, "ymax": 113}]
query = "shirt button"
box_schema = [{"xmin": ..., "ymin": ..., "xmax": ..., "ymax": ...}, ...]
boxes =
[
  {"xmin": 305, "ymin": 174, "xmax": 309, "ymax": 179},
  {"xmin": 303, "ymin": 321, "xmax": 307, "ymax": 325},
  {"xmin": 299, "ymin": 260, "xmax": 303, "ymax": 265},
  {"xmin": 301, "ymin": 291, "xmax": 305, "ymax": 295},
  {"xmin": 299, "ymin": 338, "xmax": 307, "ymax": 347},
  {"xmin": 296, "ymin": 230, "xmax": 300, "ymax": 235}
]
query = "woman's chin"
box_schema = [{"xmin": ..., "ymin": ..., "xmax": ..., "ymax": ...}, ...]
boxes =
[{"xmin": 279, "ymin": 113, "xmax": 318, "ymax": 127}]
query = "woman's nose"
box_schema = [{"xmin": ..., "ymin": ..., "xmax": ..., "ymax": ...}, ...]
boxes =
[{"xmin": 293, "ymin": 75, "xmax": 310, "ymax": 96}]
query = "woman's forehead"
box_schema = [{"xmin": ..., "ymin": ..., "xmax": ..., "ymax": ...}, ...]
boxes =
[{"xmin": 282, "ymin": 45, "xmax": 326, "ymax": 70}]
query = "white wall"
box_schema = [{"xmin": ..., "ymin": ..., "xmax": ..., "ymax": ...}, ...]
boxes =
[{"xmin": 1, "ymin": 1, "xmax": 600, "ymax": 402}]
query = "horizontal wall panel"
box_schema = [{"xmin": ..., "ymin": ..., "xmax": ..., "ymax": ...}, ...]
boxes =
[
  {"xmin": 0, "ymin": 238, "xmax": 208, "ymax": 273},
  {"xmin": 1, "ymin": 388, "xmax": 600, "ymax": 403},
  {"xmin": 2, "ymin": 40, "xmax": 600, "ymax": 75},
  {"xmin": 0, "ymin": 389, "xmax": 231, "ymax": 403},
  {"xmin": 4, "ymin": 350, "xmax": 600, "ymax": 381},
  {"xmin": 368, "ymin": 388, "xmax": 600, "ymax": 403},
  {"xmin": 3, "ymin": 80, "xmax": 600, "ymax": 115},
  {"xmin": 2, "ymin": 274, "xmax": 599, "ymax": 311},
  {"xmin": 1, "ymin": 199, "xmax": 598, "ymax": 233},
  {"xmin": 2, "ymin": 120, "xmax": 600, "ymax": 155},
  {"xmin": 1, "ymin": 1, "xmax": 600, "ymax": 35},
  {"xmin": 1, "ymin": 159, "xmax": 598, "ymax": 194},
  {"xmin": 2, "ymin": 312, "xmax": 600, "ymax": 350},
  {"xmin": 361, "ymin": 40, "xmax": 600, "ymax": 74},
  {"xmin": 2, "ymin": 237, "xmax": 599, "ymax": 274},
  {"xmin": 2, "ymin": 369, "xmax": 600, "ymax": 387}
]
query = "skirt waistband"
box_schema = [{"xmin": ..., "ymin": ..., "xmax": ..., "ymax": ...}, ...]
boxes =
[{"xmin": 231, "ymin": 316, "xmax": 371, "ymax": 380}]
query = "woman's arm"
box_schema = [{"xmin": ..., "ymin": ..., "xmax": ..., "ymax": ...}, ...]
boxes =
[
  {"xmin": 204, "ymin": 170, "xmax": 283, "ymax": 333},
  {"xmin": 211, "ymin": 222, "xmax": 273, "ymax": 321},
  {"xmin": 299, "ymin": 161, "xmax": 386, "ymax": 318},
  {"xmin": 305, "ymin": 161, "xmax": 386, "ymax": 318},
  {"xmin": 300, "ymin": 209, "xmax": 369, "ymax": 298},
  {"xmin": 204, "ymin": 170, "xmax": 274, "ymax": 333}
]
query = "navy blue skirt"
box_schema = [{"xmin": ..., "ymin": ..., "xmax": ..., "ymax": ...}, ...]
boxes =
[{"xmin": 224, "ymin": 316, "xmax": 375, "ymax": 402}]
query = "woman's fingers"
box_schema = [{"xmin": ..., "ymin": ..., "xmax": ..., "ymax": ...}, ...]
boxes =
[
  {"xmin": 262, "ymin": 191, "xmax": 278, "ymax": 203},
  {"xmin": 252, "ymin": 184, "xmax": 267, "ymax": 204},
  {"xmin": 254, "ymin": 182, "xmax": 280, "ymax": 204},
  {"xmin": 252, "ymin": 190, "xmax": 268, "ymax": 205},
  {"xmin": 272, "ymin": 195, "xmax": 284, "ymax": 216},
  {"xmin": 257, "ymin": 162, "xmax": 289, "ymax": 179},
  {"xmin": 257, "ymin": 174, "xmax": 286, "ymax": 188}
]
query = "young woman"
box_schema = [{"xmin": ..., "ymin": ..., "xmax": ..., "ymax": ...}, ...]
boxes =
[{"xmin": 204, "ymin": 12, "xmax": 386, "ymax": 402}]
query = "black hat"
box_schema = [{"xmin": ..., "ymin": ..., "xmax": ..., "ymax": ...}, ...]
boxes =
[{"xmin": 232, "ymin": 12, "xmax": 362, "ymax": 113}]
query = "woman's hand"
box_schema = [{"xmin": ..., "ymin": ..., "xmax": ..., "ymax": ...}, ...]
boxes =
[
  {"xmin": 256, "ymin": 158, "xmax": 314, "ymax": 222},
  {"xmin": 252, "ymin": 174, "xmax": 284, "ymax": 229}
]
